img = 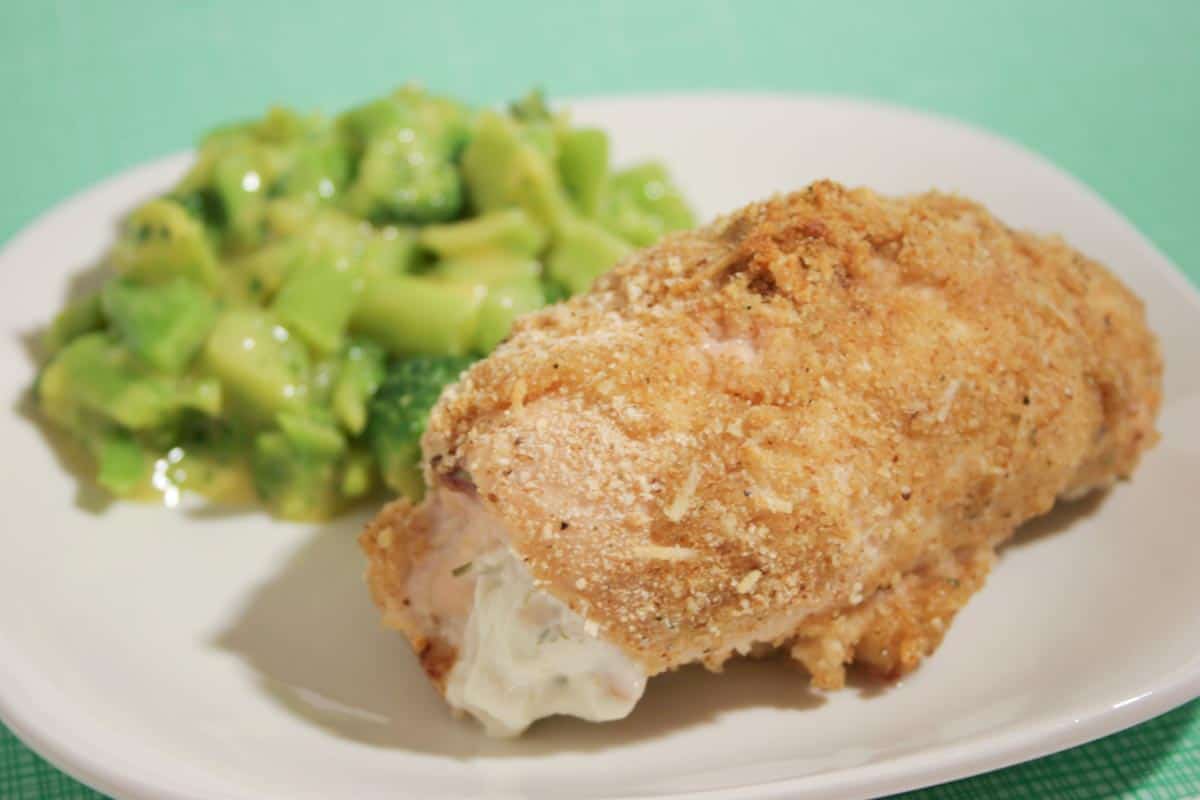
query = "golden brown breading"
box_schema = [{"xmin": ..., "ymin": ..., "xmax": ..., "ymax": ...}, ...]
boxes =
[{"xmin": 364, "ymin": 180, "xmax": 1162, "ymax": 689}]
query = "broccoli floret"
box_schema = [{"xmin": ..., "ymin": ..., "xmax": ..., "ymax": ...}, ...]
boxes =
[
  {"xmin": 344, "ymin": 136, "xmax": 463, "ymax": 224},
  {"xmin": 339, "ymin": 86, "xmax": 470, "ymax": 224},
  {"xmin": 509, "ymin": 88, "xmax": 552, "ymax": 122},
  {"xmin": 367, "ymin": 355, "xmax": 474, "ymax": 500},
  {"xmin": 339, "ymin": 86, "xmax": 470, "ymax": 160},
  {"xmin": 110, "ymin": 199, "xmax": 222, "ymax": 290}
]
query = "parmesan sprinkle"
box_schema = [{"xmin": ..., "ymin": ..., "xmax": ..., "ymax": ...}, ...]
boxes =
[
  {"xmin": 632, "ymin": 544, "xmax": 699, "ymax": 561},
  {"xmin": 664, "ymin": 463, "xmax": 702, "ymax": 522},
  {"xmin": 935, "ymin": 379, "xmax": 963, "ymax": 423},
  {"xmin": 736, "ymin": 570, "xmax": 762, "ymax": 594}
]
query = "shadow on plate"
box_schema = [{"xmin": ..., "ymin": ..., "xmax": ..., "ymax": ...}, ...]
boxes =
[
  {"xmin": 215, "ymin": 516, "xmax": 825, "ymax": 757},
  {"xmin": 212, "ymin": 487, "xmax": 1114, "ymax": 757}
]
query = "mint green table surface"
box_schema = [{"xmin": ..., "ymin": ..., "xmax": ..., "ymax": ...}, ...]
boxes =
[{"xmin": 2, "ymin": 2, "xmax": 1198, "ymax": 798}]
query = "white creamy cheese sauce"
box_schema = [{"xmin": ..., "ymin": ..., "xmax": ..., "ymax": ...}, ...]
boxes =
[{"xmin": 443, "ymin": 546, "xmax": 647, "ymax": 737}]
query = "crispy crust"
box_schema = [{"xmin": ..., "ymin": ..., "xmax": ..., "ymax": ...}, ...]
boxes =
[
  {"xmin": 360, "ymin": 500, "xmax": 457, "ymax": 692},
  {"xmin": 367, "ymin": 181, "xmax": 1162, "ymax": 686},
  {"xmin": 789, "ymin": 542, "xmax": 995, "ymax": 688}
]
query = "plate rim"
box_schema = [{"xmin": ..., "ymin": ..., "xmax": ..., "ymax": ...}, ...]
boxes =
[{"xmin": 2, "ymin": 90, "xmax": 1199, "ymax": 800}]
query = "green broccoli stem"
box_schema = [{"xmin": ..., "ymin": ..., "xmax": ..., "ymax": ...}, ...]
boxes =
[
  {"xmin": 351, "ymin": 274, "xmax": 483, "ymax": 357},
  {"xmin": 419, "ymin": 208, "xmax": 548, "ymax": 259}
]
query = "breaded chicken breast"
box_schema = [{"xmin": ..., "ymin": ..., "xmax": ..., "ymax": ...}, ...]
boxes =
[{"xmin": 361, "ymin": 181, "xmax": 1162, "ymax": 736}]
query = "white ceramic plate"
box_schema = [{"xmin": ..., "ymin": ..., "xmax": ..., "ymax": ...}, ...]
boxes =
[{"xmin": 1, "ymin": 93, "xmax": 1198, "ymax": 800}]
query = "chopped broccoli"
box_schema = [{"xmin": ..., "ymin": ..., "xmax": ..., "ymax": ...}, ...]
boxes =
[
  {"xmin": 36, "ymin": 334, "xmax": 221, "ymax": 498},
  {"xmin": 367, "ymin": 355, "xmax": 474, "ymax": 499},
  {"xmin": 339, "ymin": 447, "xmax": 376, "ymax": 499},
  {"xmin": 251, "ymin": 106, "xmax": 316, "ymax": 144},
  {"xmin": 339, "ymin": 86, "xmax": 470, "ymax": 224},
  {"xmin": 43, "ymin": 292, "xmax": 105, "ymax": 357},
  {"xmin": 509, "ymin": 88, "xmax": 552, "ymax": 122},
  {"xmin": 276, "ymin": 410, "xmax": 346, "ymax": 458},
  {"xmin": 472, "ymin": 281, "xmax": 547, "ymax": 353},
  {"xmin": 557, "ymin": 128, "xmax": 609, "ymax": 217},
  {"xmin": 273, "ymin": 135, "xmax": 350, "ymax": 202},
  {"xmin": 546, "ymin": 217, "xmax": 633, "ymax": 295},
  {"xmin": 251, "ymin": 430, "xmax": 344, "ymax": 521},
  {"xmin": 181, "ymin": 107, "xmax": 342, "ymax": 228},
  {"xmin": 344, "ymin": 135, "xmax": 464, "ymax": 224},
  {"xmin": 202, "ymin": 309, "xmax": 311, "ymax": 424},
  {"xmin": 601, "ymin": 162, "xmax": 695, "ymax": 246},
  {"xmin": 101, "ymin": 277, "xmax": 217, "ymax": 373},
  {"xmin": 30, "ymin": 85, "xmax": 696, "ymax": 521},
  {"xmin": 419, "ymin": 209, "xmax": 548, "ymax": 259},
  {"xmin": 460, "ymin": 111, "xmax": 572, "ymax": 229},
  {"xmin": 39, "ymin": 333, "xmax": 221, "ymax": 433},
  {"xmin": 350, "ymin": 273, "xmax": 484, "ymax": 357},
  {"xmin": 95, "ymin": 428, "xmax": 148, "ymax": 495},
  {"xmin": 332, "ymin": 339, "xmax": 386, "ymax": 435},
  {"xmin": 339, "ymin": 86, "xmax": 470, "ymax": 160},
  {"xmin": 110, "ymin": 199, "xmax": 221, "ymax": 290},
  {"xmin": 271, "ymin": 249, "xmax": 364, "ymax": 355}
]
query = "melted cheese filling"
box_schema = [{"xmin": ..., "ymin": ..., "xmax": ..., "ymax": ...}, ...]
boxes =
[{"xmin": 443, "ymin": 546, "xmax": 647, "ymax": 737}]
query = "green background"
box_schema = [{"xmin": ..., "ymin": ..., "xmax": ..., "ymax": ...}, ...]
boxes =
[{"xmin": 2, "ymin": 1, "xmax": 1197, "ymax": 798}]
